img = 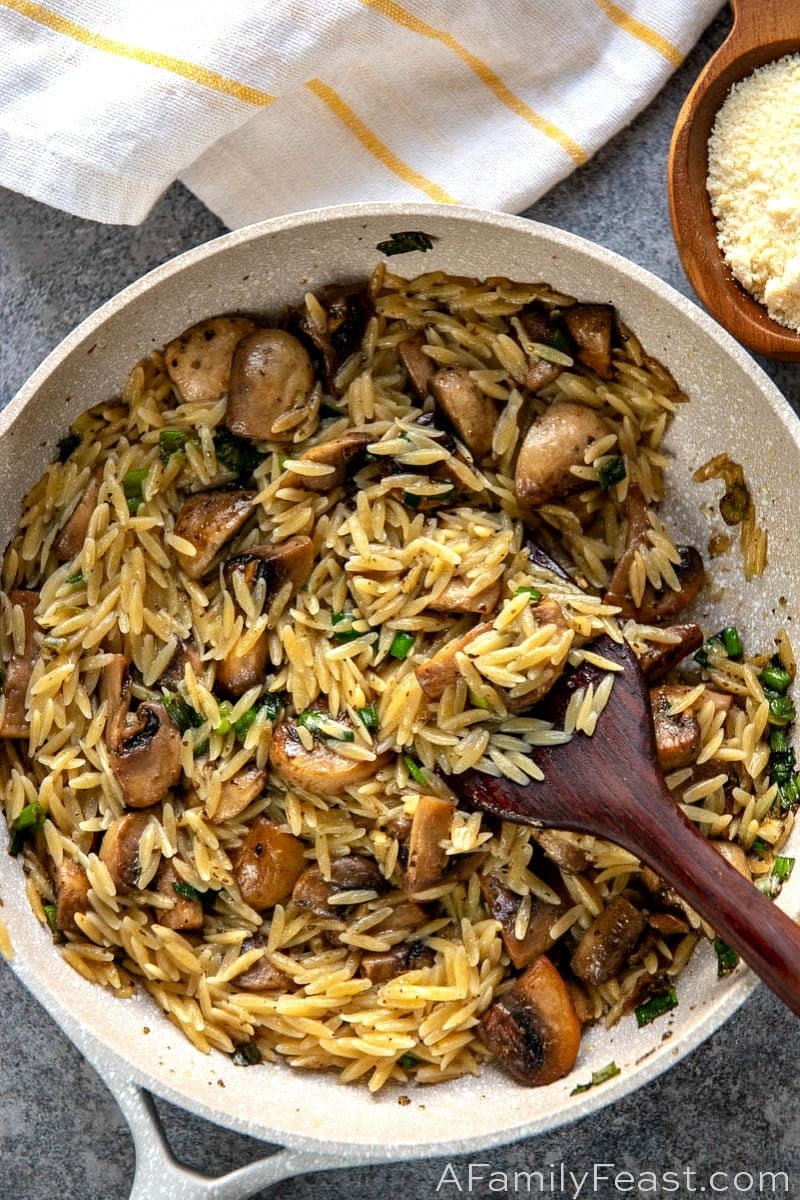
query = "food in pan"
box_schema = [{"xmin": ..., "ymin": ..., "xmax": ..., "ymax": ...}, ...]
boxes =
[{"xmin": 0, "ymin": 265, "xmax": 794, "ymax": 1092}]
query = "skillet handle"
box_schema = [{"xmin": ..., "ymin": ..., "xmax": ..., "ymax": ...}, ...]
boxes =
[{"xmin": 113, "ymin": 1079, "xmax": 351, "ymax": 1200}]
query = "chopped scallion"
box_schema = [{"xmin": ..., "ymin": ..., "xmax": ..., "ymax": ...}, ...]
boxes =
[
  {"xmin": 213, "ymin": 428, "xmax": 262, "ymax": 481},
  {"xmin": 597, "ymin": 457, "xmax": 626, "ymax": 490},
  {"xmin": 773, "ymin": 855, "xmax": 795, "ymax": 882},
  {"xmin": 8, "ymin": 800, "xmax": 46, "ymax": 856},
  {"xmin": 123, "ymin": 467, "xmax": 149, "ymax": 514},
  {"xmin": 570, "ymin": 1061, "xmax": 621, "ymax": 1094},
  {"xmin": 214, "ymin": 700, "xmax": 234, "ymax": 736},
  {"xmin": 65, "ymin": 570, "xmax": 84, "ymax": 586},
  {"xmin": 713, "ymin": 938, "xmax": 739, "ymax": 977},
  {"xmin": 513, "ymin": 586, "xmax": 542, "ymax": 601},
  {"xmin": 162, "ymin": 692, "xmax": 204, "ymax": 734},
  {"xmin": 403, "ymin": 755, "xmax": 427, "ymax": 786},
  {"xmin": 158, "ymin": 428, "xmax": 191, "ymax": 464},
  {"xmin": 232, "ymin": 692, "xmax": 284, "ymax": 741},
  {"xmin": 43, "ymin": 903, "xmax": 60, "ymax": 937},
  {"xmin": 767, "ymin": 694, "xmax": 796, "ymax": 727},
  {"xmin": 694, "ymin": 626, "xmax": 743, "ymax": 667},
  {"xmin": 331, "ymin": 612, "xmax": 362, "ymax": 643},
  {"xmin": 172, "ymin": 880, "xmax": 204, "ymax": 903},
  {"xmin": 358, "ymin": 704, "xmax": 379, "ymax": 731},
  {"xmin": 634, "ymin": 986, "xmax": 678, "ymax": 1028},
  {"xmin": 376, "ymin": 230, "xmax": 434, "ymax": 257},
  {"xmin": 389, "ymin": 631, "xmax": 415, "ymax": 660},
  {"xmin": 760, "ymin": 665, "xmax": 793, "ymax": 695}
]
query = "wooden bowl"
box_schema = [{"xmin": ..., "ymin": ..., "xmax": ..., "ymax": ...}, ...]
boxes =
[{"xmin": 668, "ymin": 0, "xmax": 800, "ymax": 360}]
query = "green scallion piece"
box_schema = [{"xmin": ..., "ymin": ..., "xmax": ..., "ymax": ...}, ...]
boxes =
[
  {"xmin": 213, "ymin": 428, "xmax": 263, "ymax": 481},
  {"xmin": 398, "ymin": 1052, "xmax": 420, "ymax": 1069},
  {"xmin": 331, "ymin": 612, "xmax": 362, "ymax": 643},
  {"xmin": 402, "ymin": 491, "xmax": 422, "ymax": 510},
  {"xmin": 720, "ymin": 626, "xmax": 744, "ymax": 659},
  {"xmin": 376, "ymin": 230, "xmax": 434, "ymax": 257},
  {"xmin": 751, "ymin": 837, "xmax": 771, "ymax": 855},
  {"xmin": 43, "ymin": 903, "xmax": 60, "ymax": 937},
  {"xmin": 123, "ymin": 467, "xmax": 149, "ymax": 514},
  {"xmin": 65, "ymin": 570, "xmax": 84, "ymax": 586},
  {"xmin": 8, "ymin": 800, "xmax": 46, "ymax": 856},
  {"xmin": 513, "ymin": 586, "xmax": 542, "ymax": 601},
  {"xmin": 778, "ymin": 774, "xmax": 800, "ymax": 811},
  {"xmin": 158, "ymin": 428, "xmax": 190, "ymax": 464},
  {"xmin": 296, "ymin": 710, "xmax": 325, "ymax": 736},
  {"xmin": 597, "ymin": 457, "xmax": 626, "ymax": 490},
  {"xmin": 162, "ymin": 692, "xmax": 204, "ymax": 734},
  {"xmin": 214, "ymin": 700, "xmax": 234, "ymax": 737},
  {"xmin": 760, "ymin": 665, "xmax": 793, "ymax": 695},
  {"xmin": 403, "ymin": 755, "xmax": 427, "ymax": 786},
  {"xmin": 767, "ymin": 694, "xmax": 796, "ymax": 727},
  {"xmin": 358, "ymin": 704, "xmax": 379, "ymax": 731},
  {"xmin": 713, "ymin": 937, "xmax": 739, "ymax": 977},
  {"xmin": 172, "ymin": 880, "xmax": 204, "ymax": 903},
  {"xmin": 231, "ymin": 1042, "xmax": 263, "ymax": 1066},
  {"xmin": 773, "ymin": 855, "xmax": 795, "ymax": 882},
  {"xmin": 634, "ymin": 986, "xmax": 678, "ymax": 1028},
  {"xmin": 571, "ymin": 1061, "xmax": 621, "ymax": 1094},
  {"xmin": 469, "ymin": 690, "xmax": 491, "ymax": 711},
  {"xmin": 389, "ymin": 631, "xmax": 415, "ymax": 660}
]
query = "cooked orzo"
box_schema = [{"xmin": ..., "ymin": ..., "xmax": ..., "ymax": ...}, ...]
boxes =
[{"xmin": 0, "ymin": 265, "xmax": 795, "ymax": 1091}]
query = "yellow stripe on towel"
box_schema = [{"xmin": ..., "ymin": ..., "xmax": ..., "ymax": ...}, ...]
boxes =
[
  {"xmin": 1, "ymin": 0, "xmax": 276, "ymax": 106},
  {"xmin": 360, "ymin": 0, "xmax": 587, "ymax": 165},
  {"xmin": 592, "ymin": 0, "xmax": 683, "ymax": 68},
  {"xmin": 306, "ymin": 78, "xmax": 456, "ymax": 204}
]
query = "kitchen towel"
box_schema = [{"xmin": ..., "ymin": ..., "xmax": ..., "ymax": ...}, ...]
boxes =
[{"xmin": 0, "ymin": 0, "xmax": 725, "ymax": 227}]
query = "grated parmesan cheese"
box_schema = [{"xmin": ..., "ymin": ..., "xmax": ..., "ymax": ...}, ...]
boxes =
[{"xmin": 707, "ymin": 53, "xmax": 800, "ymax": 332}]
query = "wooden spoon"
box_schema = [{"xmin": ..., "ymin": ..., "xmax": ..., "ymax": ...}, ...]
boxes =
[
  {"xmin": 450, "ymin": 634, "xmax": 800, "ymax": 1018},
  {"xmin": 667, "ymin": 0, "xmax": 800, "ymax": 361}
]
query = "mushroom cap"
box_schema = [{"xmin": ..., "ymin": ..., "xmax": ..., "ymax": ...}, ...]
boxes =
[
  {"xmin": 515, "ymin": 401, "xmax": 612, "ymax": 512},
  {"xmin": 480, "ymin": 955, "xmax": 581, "ymax": 1086},
  {"xmin": 226, "ymin": 329, "xmax": 315, "ymax": 442},
  {"xmin": 269, "ymin": 719, "xmax": 390, "ymax": 796},
  {"xmin": 233, "ymin": 816, "xmax": 307, "ymax": 911},
  {"xmin": 164, "ymin": 316, "xmax": 256, "ymax": 404}
]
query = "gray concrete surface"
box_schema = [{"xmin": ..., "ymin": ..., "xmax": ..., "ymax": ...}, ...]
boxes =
[{"xmin": 2, "ymin": 9, "xmax": 800, "ymax": 1199}]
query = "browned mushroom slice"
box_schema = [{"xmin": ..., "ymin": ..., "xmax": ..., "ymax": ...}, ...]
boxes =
[
  {"xmin": 281, "ymin": 431, "xmax": 373, "ymax": 492},
  {"xmin": 54, "ymin": 858, "xmax": 92, "ymax": 934},
  {"xmin": 0, "ymin": 589, "xmax": 39, "ymax": 738},
  {"xmin": 646, "ymin": 911, "xmax": 690, "ymax": 937},
  {"xmin": 562, "ymin": 303, "xmax": 615, "ymax": 379},
  {"xmin": 414, "ymin": 621, "xmax": 493, "ymax": 701},
  {"xmin": 399, "ymin": 794, "xmax": 490, "ymax": 900},
  {"xmin": 430, "ymin": 365, "xmax": 497, "ymax": 461},
  {"xmin": 360, "ymin": 941, "xmax": 435, "ymax": 985},
  {"xmin": 269, "ymin": 719, "xmax": 391, "ymax": 797},
  {"xmin": 53, "ymin": 465, "xmax": 104, "ymax": 562},
  {"xmin": 234, "ymin": 934, "xmax": 293, "ymax": 992},
  {"xmin": 173, "ymin": 488, "xmax": 255, "ymax": 580},
  {"xmin": 156, "ymin": 638, "xmax": 204, "ymax": 691},
  {"xmin": 515, "ymin": 401, "xmax": 612, "ymax": 513},
  {"xmin": 226, "ymin": 329, "xmax": 315, "ymax": 443},
  {"xmin": 428, "ymin": 576, "xmax": 501, "ymax": 615},
  {"xmin": 570, "ymin": 895, "xmax": 646, "ymax": 986},
  {"xmin": 292, "ymin": 856, "xmax": 387, "ymax": 918},
  {"xmin": 294, "ymin": 284, "xmax": 370, "ymax": 392},
  {"xmin": 233, "ymin": 816, "xmax": 307, "ymax": 911},
  {"xmin": 480, "ymin": 873, "xmax": 568, "ymax": 969},
  {"xmin": 153, "ymin": 860, "xmax": 204, "ymax": 931},
  {"xmin": 637, "ymin": 623, "xmax": 704, "ymax": 681},
  {"xmin": 103, "ymin": 656, "xmax": 183, "ymax": 809},
  {"xmin": 604, "ymin": 486, "xmax": 705, "ymax": 620},
  {"xmin": 650, "ymin": 685, "xmax": 701, "ymax": 770},
  {"xmin": 398, "ymin": 334, "xmax": 436, "ymax": 400},
  {"xmin": 211, "ymin": 763, "xmax": 266, "ymax": 823},
  {"xmin": 480, "ymin": 955, "xmax": 581, "ymax": 1086},
  {"xmin": 515, "ymin": 306, "xmax": 567, "ymax": 392},
  {"xmin": 640, "ymin": 866, "xmax": 705, "ymax": 931},
  {"xmin": 99, "ymin": 811, "xmax": 155, "ymax": 891},
  {"xmin": 164, "ymin": 316, "xmax": 257, "ymax": 404},
  {"xmin": 216, "ymin": 536, "xmax": 315, "ymax": 697},
  {"xmin": 533, "ymin": 829, "xmax": 590, "ymax": 874}
]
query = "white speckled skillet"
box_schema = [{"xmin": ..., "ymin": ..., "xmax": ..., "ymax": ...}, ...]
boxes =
[{"xmin": 2, "ymin": 204, "xmax": 799, "ymax": 1199}]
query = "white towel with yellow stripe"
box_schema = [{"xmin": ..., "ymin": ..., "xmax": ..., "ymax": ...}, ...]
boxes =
[{"xmin": 0, "ymin": 0, "xmax": 723, "ymax": 227}]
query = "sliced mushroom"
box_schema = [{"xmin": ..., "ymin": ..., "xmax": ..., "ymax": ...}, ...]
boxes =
[
  {"xmin": 292, "ymin": 856, "xmax": 387, "ymax": 918},
  {"xmin": 54, "ymin": 465, "xmax": 104, "ymax": 562},
  {"xmin": 414, "ymin": 621, "xmax": 493, "ymax": 700},
  {"xmin": 294, "ymin": 284, "xmax": 370, "ymax": 392},
  {"xmin": 360, "ymin": 940, "xmax": 435, "ymax": 985},
  {"xmin": 638, "ymin": 623, "xmax": 704, "ymax": 681},
  {"xmin": 713, "ymin": 840, "xmax": 751, "ymax": 880},
  {"xmin": 154, "ymin": 860, "xmax": 204, "ymax": 931},
  {"xmin": 515, "ymin": 306, "xmax": 567, "ymax": 391},
  {"xmin": 398, "ymin": 334, "xmax": 436, "ymax": 400},
  {"xmin": 640, "ymin": 866, "xmax": 708, "ymax": 934},
  {"xmin": 164, "ymin": 316, "xmax": 257, "ymax": 404},
  {"xmin": 533, "ymin": 829, "xmax": 590, "ymax": 875},
  {"xmin": 427, "ymin": 575, "xmax": 501, "ymax": 615},
  {"xmin": 605, "ymin": 487, "xmax": 705, "ymax": 620},
  {"xmin": 173, "ymin": 488, "xmax": 255, "ymax": 579},
  {"xmin": 563, "ymin": 303, "xmax": 615, "ymax": 379},
  {"xmin": 0, "ymin": 589, "xmax": 39, "ymax": 738},
  {"xmin": 233, "ymin": 816, "xmax": 307, "ymax": 911},
  {"xmin": 281, "ymin": 430, "xmax": 373, "ymax": 492},
  {"xmin": 210, "ymin": 763, "xmax": 266, "ymax": 823},
  {"xmin": 156, "ymin": 638, "xmax": 204, "ymax": 691},
  {"xmin": 225, "ymin": 329, "xmax": 315, "ymax": 443},
  {"xmin": 103, "ymin": 656, "xmax": 183, "ymax": 809},
  {"xmin": 269, "ymin": 718, "xmax": 391, "ymax": 797},
  {"xmin": 54, "ymin": 858, "xmax": 92, "ymax": 934},
  {"xmin": 650, "ymin": 685, "xmax": 701, "ymax": 770},
  {"xmin": 480, "ymin": 872, "xmax": 567, "ymax": 969},
  {"xmin": 479, "ymin": 955, "xmax": 581, "ymax": 1086},
  {"xmin": 234, "ymin": 934, "xmax": 293, "ymax": 992},
  {"xmin": 401, "ymin": 795, "xmax": 488, "ymax": 899},
  {"xmin": 570, "ymin": 895, "xmax": 646, "ymax": 986},
  {"xmin": 99, "ymin": 811, "xmax": 155, "ymax": 891},
  {"xmin": 216, "ymin": 536, "xmax": 315, "ymax": 696},
  {"xmin": 430, "ymin": 365, "xmax": 497, "ymax": 461},
  {"xmin": 515, "ymin": 401, "xmax": 612, "ymax": 513}
]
